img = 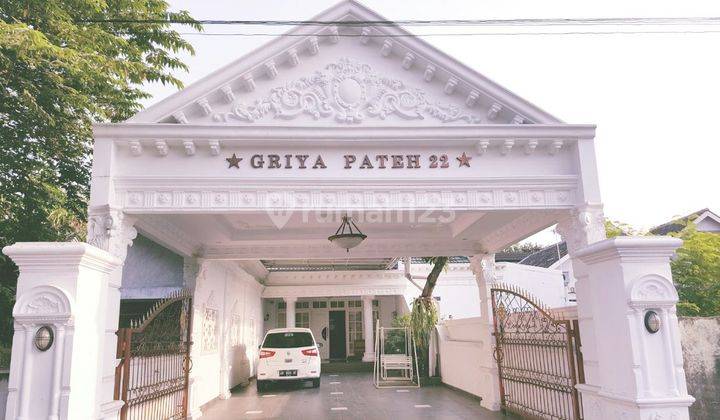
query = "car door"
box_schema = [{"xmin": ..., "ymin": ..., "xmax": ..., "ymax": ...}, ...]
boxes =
[{"xmin": 310, "ymin": 309, "xmax": 329, "ymax": 359}]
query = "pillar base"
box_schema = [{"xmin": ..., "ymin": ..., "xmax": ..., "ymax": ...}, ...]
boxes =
[
  {"xmin": 362, "ymin": 352, "xmax": 376, "ymax": 362},
  {"xmin": 578, "ymin": 384, "xmax": 694, "ymax": 420}
]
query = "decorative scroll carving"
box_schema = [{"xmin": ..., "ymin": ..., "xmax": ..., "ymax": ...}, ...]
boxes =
[
  {"xmin": 556, "ymin": 204, "xmax": 606, "ymax": 253},
  {"xmin": 213, "ymin": 58, "xmax": 481, "ymax": 124},
  {"xmin": 87, "ymin": 206, "xmax": 137, "ymax": 261}
]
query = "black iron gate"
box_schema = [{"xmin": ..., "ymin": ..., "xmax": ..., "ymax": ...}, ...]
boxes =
[
  {"xmin": 114, "ymin": 290, "xmax": 193, "ymax": 420},
  {"xmin": 490, "ymin": 285, "xmax": 584, "ymax": 420}
]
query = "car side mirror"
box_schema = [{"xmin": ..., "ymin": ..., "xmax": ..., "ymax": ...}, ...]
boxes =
[{"xmin": 258, "ymin": 344, "xmax": 261, "ymax": 350}]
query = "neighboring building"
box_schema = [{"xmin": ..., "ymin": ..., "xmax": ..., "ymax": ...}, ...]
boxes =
[{"xmin": 650, "ymin": 208, "xmax": 720, "ymax": 235}]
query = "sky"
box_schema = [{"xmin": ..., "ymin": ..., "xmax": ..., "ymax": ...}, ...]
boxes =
[{"xmin": 140, "ymin": 0, "xmax": 719, "ymax": 237}]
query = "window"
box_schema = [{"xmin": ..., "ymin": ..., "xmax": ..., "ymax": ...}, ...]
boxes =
[
  {"xmin": 330, "ymin": 301, "xmax": 345, "ymax": 308},
  {"xmin": 348, "ymin": 310, "xmax": 363, "ymax": 355},
  {"xmin": 201, "ymin": 307, "xmax": 218, "ymax": 352},
  {"xmin": 278, "ymin": 301, "xmax": 287, "ymax": 309},
  {"xmin": 297, "ymin": 301, "xmax": 310, "ymax": 309},
  {"xmin": 296, "ymin": 312, "xmax": 310, "ymax": 328},
  {"xmin": 348, "ymin": 300, "xmax": 361, "ymax": 308},
  {"xmin": 373, "ymin": 299, "xmax": 379, "ymax": 307},
  {"xmin": 262, "ymin": 332, "xmax": 314, "ymax": 348},
  {"xmin": 312, "ymin": 301, "xmax": 327, "ymax": 309},
  {"xmin": 277, "ymin": 312, "xmax": 286, "ymax": 328}
]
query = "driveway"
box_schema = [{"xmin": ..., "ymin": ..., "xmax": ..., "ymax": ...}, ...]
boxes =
[{"xmin": 201, "ymin": 372, "xmax": 510, "ymax": 419}]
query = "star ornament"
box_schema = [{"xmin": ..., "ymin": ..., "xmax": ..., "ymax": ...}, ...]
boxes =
[
  {"xmin": 456, "ymin": 152, "xmax": 472, "ymax": 167},
  {"xmin": 226, "ymin": 153, "xmax": 242, "ymax": 169}
]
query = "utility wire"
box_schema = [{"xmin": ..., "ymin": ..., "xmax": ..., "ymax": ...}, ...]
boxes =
[
  {"xmin": 176, "ymin": 30, "xmax": 720, "ymax": 37},
  {"xmin": 76, "ymin": 17, "xmax": 720, "ymax": 26}
]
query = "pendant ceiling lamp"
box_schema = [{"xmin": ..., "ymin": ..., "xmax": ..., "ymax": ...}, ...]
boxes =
[{"xmin": 328, "ymin": 215, "xmax": 367, "ymax": 252}]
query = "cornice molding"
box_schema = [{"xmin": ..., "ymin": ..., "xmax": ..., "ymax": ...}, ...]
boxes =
[
  {"xmin": 94, "ymin": 123, "xmax": 595, "ymax": 143},
  {"xmin": 2, "ymin": 242, "xmax": 121, "ymax": 273},
  {"xmin": 574, "ymin": 237, "xmax": 683, "ymax": 265},
  {"xmin": 262, "ymin": 283, "xmax": 409, "ymax": 298},
  {"xmin": 203, "ymin": 240, "xmax": 481, "ymax": 260}
]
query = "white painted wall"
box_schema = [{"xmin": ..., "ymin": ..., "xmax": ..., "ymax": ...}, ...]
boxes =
[
  {"xmin": 187, "ymin": 261, "xmax": 263, "ymax": 415},
  {"xmin": 495, "ymin": 262, "xmax": 570, "ymax": 307},
  {"xmin": 437, "ymin": 317, "xmax": 493, "ymax": 398}
]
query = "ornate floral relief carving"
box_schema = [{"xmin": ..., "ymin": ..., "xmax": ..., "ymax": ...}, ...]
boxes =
[
  {"xmin": 14, "ymin": 286, "xmax": 73, "ymax": 320},
  {"xmin": 556, "ymin": 204, "xmax": 606, "ymax": 253},
  {"xmin": 630, "ymin": 275, "xmax": 678, "ymax": 305},
  {"xmin": 25, "ymin": 295, "xmax": 61, "ymax": 314},
  {"xmin": 212, "ymin": 58, "xmax": 482, "ymax": 124},
  {"xmin": 87, "ymin": 206, "xmax": 137, "ymax": 260}
]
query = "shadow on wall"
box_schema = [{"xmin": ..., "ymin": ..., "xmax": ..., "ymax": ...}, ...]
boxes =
[{"xmin": 679, "ymin": 317, "xmax": 720, "ymax": 419}]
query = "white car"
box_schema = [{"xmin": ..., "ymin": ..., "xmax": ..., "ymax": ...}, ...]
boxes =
[{"xmin": 256, "ymin": 328, "xmax": 321, "ymax": 391}]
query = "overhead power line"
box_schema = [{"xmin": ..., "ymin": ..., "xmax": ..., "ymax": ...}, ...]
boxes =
[
  {"xmin": 176, "ymin": 30, "xmax": 720, "ymax": 37},
  {"xmin": 75, "ymin": 17, "xmax": 720, "ymax": 26}
]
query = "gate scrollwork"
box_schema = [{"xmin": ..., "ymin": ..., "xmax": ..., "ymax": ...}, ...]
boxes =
[
  {"xmin": 114, "ymin": 289, "xmax": 193, "ymax": 420},
  {"xmin": 490, "ymin": 284, "xmax": 584, "ymax": 420}
]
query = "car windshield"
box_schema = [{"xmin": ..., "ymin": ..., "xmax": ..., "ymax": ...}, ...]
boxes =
[{"xmin": 262, "ymin": 332, "xmax": 314, "ymax": 348}]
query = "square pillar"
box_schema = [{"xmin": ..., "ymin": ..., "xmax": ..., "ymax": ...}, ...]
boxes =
[
  {"xmin": 2, "ymin": 243, "xmax": 121, "ymax": 420},
  {"xmin": 284, "ymin": 296, "xmax": 297, "ymax": 328},
  {"xmin": 468, "ymin": 254, "xmax": 502, "ymax": 411},
  {"xmin": 574, "ymin": 237, "xmax": 694, "ymax": 419},
  {"xmin": 361, "ymin": 295, "xmax": 375, "ymax": 362}
]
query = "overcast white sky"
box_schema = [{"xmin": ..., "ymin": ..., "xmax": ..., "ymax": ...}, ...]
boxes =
[{"xmin": 141, "ymin": 0, "xmax": 718, "ymax": 235}]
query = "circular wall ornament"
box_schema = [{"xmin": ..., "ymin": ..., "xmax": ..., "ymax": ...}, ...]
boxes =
[
  {"xmin": 34, "ymin": 325, "xmax": 54, "ymax": 352},
  {"xmin": 644, "ymin": 310, "xmax": 661, "ymax": 334}
]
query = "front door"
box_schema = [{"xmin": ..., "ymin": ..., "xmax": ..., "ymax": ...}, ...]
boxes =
[
  {"xmin": 310, "ymin": 310, "xmax": 329, "ymax": 359},
  {"xmin": 329, "ymin": 310, "xmax": 346, "ymax": 360}
]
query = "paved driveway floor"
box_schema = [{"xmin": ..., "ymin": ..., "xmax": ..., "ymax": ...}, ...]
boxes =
[{"xmin": 201, "ymin": 372, "xmax": 512, "ymax": 419}]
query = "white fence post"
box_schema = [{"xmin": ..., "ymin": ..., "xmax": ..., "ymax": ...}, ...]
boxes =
[
  {"xmin": 2, "ymin": 243, "xmax": 121, "ymax": 420},
  {"xmin": 574, "ymin": 237, "xmax": 694, "ymax": 419}
]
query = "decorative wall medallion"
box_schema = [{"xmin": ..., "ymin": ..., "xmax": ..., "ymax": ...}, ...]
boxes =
[{"xmin": 213, "ymin": 58, "xmax": 481, "ymax": 124}]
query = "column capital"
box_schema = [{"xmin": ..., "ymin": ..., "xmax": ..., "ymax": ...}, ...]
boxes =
[
  {"xmin": 283, "ymin": 296, "xmax": 298, "ymax": 303},
  {"xmin": 469, "ymin": 254, "xmax": 496, "ymax": 282},
  {"xmin": 361, "ymin": 294, "xmax": 375, "ymax": 302},
  {"xmin": 87, "ymin": 205, "xmax": 137, "ymax": 261},
  {"xmin": 556, "ymin": 203, "xmax": 606, "ymax": 254}
]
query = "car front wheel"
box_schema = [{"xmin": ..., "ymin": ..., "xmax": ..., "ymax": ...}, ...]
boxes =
[
  {"xmin": 311, "ymin": 378, "xmax": 320, "ymax": 388},
  {"xmin": 256, "ymin": 380, "xmax": 266, "ymax": 392}
]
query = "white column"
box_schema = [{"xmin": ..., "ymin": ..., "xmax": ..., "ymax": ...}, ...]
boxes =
[
  {"xmin": 468, "ymin": 254, "xmax": 502, "ymax": 411},
  {"xmin": 86, "ymin": 205, "xmax": 137, "ymax": 420},
  {"xmin": 361, "ymin": 295, "xmax": 376, "ymax": 362},
  {"xmin": 2, "ymin": 242, "xmax": 121, "ymax": 420},
  {"xmin": 556, "ymin": 205, "xmax": 606, "ymax": 388},
  {"xmin": 284, "ymin": 296, "xmax": 297, "ymax": 328},
  {"xmin": 572, "ymin": 237, "xmax": 694, "ymax": 420}
]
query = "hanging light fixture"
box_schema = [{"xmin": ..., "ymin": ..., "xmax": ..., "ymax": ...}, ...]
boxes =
[{"xmin": 328, "ymin": 215, "xmax": 367, "ymax": 252}]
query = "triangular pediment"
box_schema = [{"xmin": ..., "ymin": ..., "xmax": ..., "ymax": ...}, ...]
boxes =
[{"xmin": 129, "ymin": 0, "xmax": 561, "ymax": 126}]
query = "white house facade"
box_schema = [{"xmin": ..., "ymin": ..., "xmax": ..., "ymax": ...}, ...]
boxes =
[{"xmin": 1, "ymin": 1, "xmax": 695, "ymax": 420}]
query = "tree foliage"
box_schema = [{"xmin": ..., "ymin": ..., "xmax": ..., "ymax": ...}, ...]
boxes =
[
  {"xmin": 670, "ymin": 224, "xmax": 720, "ymax": 316},
  {"xmin": 0, "ymin": 0, "xmax": 199, "ymax": 351},
  {"xmin": 605, "ymin": 218, "xmax": 636, "ymax": 238}
]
